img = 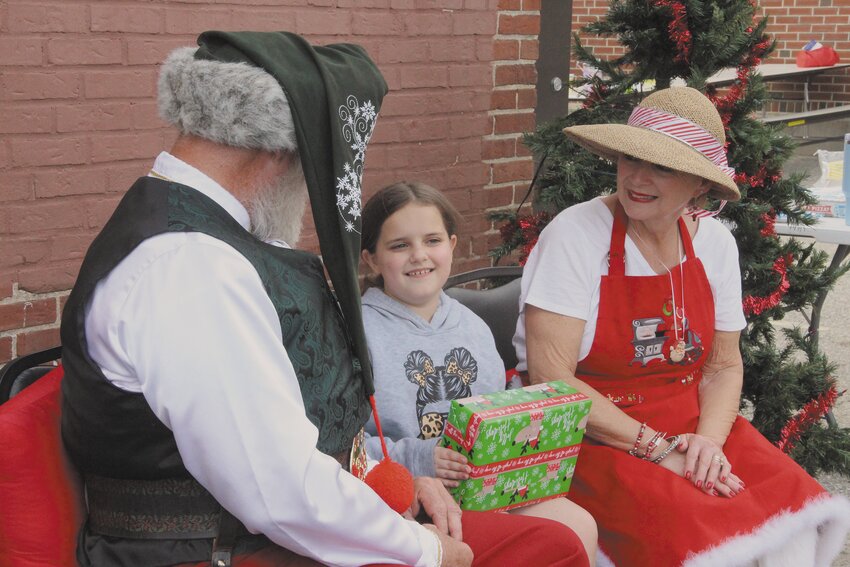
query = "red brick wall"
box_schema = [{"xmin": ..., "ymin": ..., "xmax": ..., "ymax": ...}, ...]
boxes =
[
  {"xmin": 1, "ymin": 1, "xmax": 545, "ymax": 364},
  {"xmin": 759, "ymin": 0, "xmax": 850, "ymax": 111},
  {"xmin": 477, "ymin": 0, "xmax": 539, "ymax": 266},
  {"xmin": 571, "ymin": 0, "xmax": 850, "ymax": 111}
]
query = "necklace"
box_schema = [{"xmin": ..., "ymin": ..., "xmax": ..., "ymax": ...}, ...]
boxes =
[{"xmin": 631, "ymin": 223, "xmax": 687, "ymax": 363}]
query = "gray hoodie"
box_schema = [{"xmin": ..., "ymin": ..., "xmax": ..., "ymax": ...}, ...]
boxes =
[{"xmin": 362, "ymin": 287, "xmax": 506, "ymax": 476}]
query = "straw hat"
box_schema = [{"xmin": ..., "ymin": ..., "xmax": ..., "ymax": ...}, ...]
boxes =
[{"xmin": 563, "ymin": 86, "xmax": 740, "ymax": 202}]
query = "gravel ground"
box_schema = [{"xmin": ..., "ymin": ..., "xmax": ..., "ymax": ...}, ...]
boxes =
[
  {"xmin": 779, "ymin": 126, "xmax": 850, "ymax": 564},
  {"xmin": 793, "ymin": 258, "xmax": 850, "ymax": 565},
  {"xmin": 784, "ymin": 241, "xmax": 850, "ymax": 565}
]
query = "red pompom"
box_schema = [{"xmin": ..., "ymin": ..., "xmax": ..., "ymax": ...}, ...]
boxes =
[{"xmin": 365, "ymin": 458, "xmax": 414, "ymax": 514}]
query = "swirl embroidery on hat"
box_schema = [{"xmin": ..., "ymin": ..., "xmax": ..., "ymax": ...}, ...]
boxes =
[
  {"xmin": 336, "ymin": 95, "xmax": 378, "ymax": 233},
  {"xmin": 627, "ymin": 106, "xmax": 735, "ymax": 178}
]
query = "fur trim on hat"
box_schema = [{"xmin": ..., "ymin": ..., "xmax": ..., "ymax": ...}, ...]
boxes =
[{"xmin": 158, "ymin": 47, "xmax": 297, "ymax": 152}]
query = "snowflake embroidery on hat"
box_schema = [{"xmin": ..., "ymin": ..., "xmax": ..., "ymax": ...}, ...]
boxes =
[{"xmin": 336, "ymin": 95, "xmax": 378, "ymax": 233}]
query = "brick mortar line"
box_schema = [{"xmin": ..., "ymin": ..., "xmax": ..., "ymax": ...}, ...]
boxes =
[
  {"xmin": 1, "ymin": 286, "xmax": 68, "ymax": 305},
  {"xmin": 492, "ymin": 59, "xmax": 538, "ymax": 66},
  {"xmin": 488, "ymin": 108, "xmax": 534, "ymax": 115},
  {"xmin": 483, "ymin": 156, "xmax": 533, "ymax": 164},
  {"xmin": 0, "ymin": 319, "xmax": 60, "ymax": 339},
  {"xmin": 489, "ymin": 82, "xmax": 538, "ymax": 89},
  {"xmin": 491, "ymin": 85, "xmax": 536, "ymax": 91},
  {"xmin": 493, "ymin": 34, "xmax": 539, "ymax": 41},
  {"xmin": 482, "ymin": 181, "xmax": 529, "ymax": 189}
]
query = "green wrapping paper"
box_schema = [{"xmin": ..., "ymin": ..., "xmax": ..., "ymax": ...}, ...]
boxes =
[{"xmin": 442, "ymin": 381, "xmax": 591, "ymax": 512}]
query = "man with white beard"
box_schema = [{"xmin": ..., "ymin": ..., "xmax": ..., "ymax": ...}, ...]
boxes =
[
  {"xmin": 59, "ymin": 30, "xmax": 469, "ymax": 567},
  {"xmin": 58, "ymin": 31, "xmax": 587, "ymax": 567}
]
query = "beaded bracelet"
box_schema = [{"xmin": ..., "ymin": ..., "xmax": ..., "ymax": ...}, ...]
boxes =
[
  {"xmin": 642, "ymin": 430, "xmax": 666, "ymax": 460},
  {"xmin": 628, "ymin": 422, "xmax": 647, "ymax": 457},
  {"xmin": 651, "ymin": 435, "xmax": 682, "ymax": 464}
]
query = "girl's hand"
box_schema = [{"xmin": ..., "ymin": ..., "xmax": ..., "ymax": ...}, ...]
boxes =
[
  {"xmin": 676, "ymin": 433, "xmax": 738, "ymax": 494},
  {"xmin": 434, "ymin": 446, "xmax": 470, "ymax": 488}
]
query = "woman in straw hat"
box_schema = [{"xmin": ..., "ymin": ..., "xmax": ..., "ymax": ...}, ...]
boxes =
[{"xmin": 514, "ymin": 86, "xmax": 850, "ymax": 566}]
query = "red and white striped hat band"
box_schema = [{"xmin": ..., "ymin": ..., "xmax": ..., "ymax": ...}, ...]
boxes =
[{"xmin": 627, "ymin": 106, "xmax": 736, "ymax": 179}]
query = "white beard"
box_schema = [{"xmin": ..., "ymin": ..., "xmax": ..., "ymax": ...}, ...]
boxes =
[{"xmin": 247, "ymin": 159, "xmax": 308, "ymax": 246}]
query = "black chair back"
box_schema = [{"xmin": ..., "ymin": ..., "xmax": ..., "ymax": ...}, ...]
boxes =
[
  {"xmin": 0, "ymin": 346, "xmax": 62, "ymax": 404},
  {"xmin": 444, "ymin": 267, "xmax": 523, "ymax": 370}
]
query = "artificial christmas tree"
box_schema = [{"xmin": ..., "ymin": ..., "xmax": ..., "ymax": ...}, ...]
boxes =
[{"xmin": 493, "ymin": 0, "xmax": 850, "ymax": 475}]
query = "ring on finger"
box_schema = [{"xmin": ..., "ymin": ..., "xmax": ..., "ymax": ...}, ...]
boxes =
[{"xmin": 712, "ymin": 455, "xmax": 725, "ymax": 465}]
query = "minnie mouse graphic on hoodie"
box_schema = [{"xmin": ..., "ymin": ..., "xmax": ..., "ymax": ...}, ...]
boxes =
[{"xmin": 362, "ymin": 287, "xmax": 506, "ymax": 476}]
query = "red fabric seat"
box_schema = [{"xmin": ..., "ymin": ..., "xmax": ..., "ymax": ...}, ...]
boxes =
[
  {"xmin": 0, "ymin": 366, "xmax": 85, "ymax": 567},
  {"xmin": 0, "ymin": 367, "xmax": 578, "ymax": 567}
]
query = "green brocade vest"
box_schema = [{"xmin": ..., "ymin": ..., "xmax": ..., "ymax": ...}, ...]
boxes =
[{"xmin": 61, "ymin": 177, "xmax": 370, "ymax": 482}]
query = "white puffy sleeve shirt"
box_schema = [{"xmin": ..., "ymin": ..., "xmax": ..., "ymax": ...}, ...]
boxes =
[{"xmin": 83, "ymin": 152, "xmax": 439, "ymax": 567}]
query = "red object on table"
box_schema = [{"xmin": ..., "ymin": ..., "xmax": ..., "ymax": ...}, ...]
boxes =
[{"xmin": 797, "ymin": 46, "xmax": 839, "ymax": 67}]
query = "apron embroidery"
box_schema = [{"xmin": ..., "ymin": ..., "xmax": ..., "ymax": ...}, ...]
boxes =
[{"xmin": 578, "ymin": 203, "xmax": 714, "ymax": 409}]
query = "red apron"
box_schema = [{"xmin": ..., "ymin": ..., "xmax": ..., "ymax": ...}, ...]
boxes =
[{"xmin": 567, "ymin": 205, "xmax": 827, "ymax": 567}]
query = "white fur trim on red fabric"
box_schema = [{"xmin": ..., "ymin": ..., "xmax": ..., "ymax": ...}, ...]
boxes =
[
  {"xmin": 682, "ymin": 494, "xmax": 850, "ymax": 567},
  {"xmin": 596, "ymin": 549, "xmax": 616, "ymax": 567},
  {"xmin": 596, "ymin": 494, "xmax": 850, "ymax": 567}
]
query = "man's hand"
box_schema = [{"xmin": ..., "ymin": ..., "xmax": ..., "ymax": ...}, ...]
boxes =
[
  {"xmin": 434, "ymin": 447, "xmax": 470, "ymax": 489},
  {"xmin": 409, "ymin": 477, "xmax": 464, "ymax": 540},
  {"xmin": 424, "ymin": 525, "xmax": 472, "ymax": 567}
]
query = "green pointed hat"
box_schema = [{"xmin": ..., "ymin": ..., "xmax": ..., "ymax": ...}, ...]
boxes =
[{"xmin": 163, "ymin": 31, "xmax": 387, "ymax": 394}]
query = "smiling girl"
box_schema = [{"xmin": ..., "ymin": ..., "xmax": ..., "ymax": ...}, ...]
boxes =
[{"xmin": 359, "ymin": 181, "xmax": 597, "ymax": 565}]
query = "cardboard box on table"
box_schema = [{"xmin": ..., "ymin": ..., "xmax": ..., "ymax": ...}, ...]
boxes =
[{"xmin": 441, "ymin": 381, "xmax": 591, "ymax": 512}]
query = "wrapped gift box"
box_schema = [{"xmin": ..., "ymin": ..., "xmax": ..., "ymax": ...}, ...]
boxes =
[{"xmin": 441, "ymin": 381, "xmax": 591, "ymax": 512}]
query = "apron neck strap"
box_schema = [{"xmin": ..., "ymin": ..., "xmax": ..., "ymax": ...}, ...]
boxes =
[
  {"xmin": 678, "ymin": 215, "xmax": 696, "ymax": 259},
  {"xmin": 609, "ymin": 202, "xmax": 698, "ymax": 276},
  {"xmin": 609, "ymin": 203, "xmax": 629, "ymax": 276}
]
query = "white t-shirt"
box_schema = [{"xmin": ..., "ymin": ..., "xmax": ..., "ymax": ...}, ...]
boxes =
[{"xmin": 514, "ymin": 197, "xmax": 747, "ymax": 371}]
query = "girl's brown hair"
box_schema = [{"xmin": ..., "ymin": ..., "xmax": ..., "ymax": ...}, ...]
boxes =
[{"xmin": 360, "ymin": 181, "xmax": 461, "ymax": 254}]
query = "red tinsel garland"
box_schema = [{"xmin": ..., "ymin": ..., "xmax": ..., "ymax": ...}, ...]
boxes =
[
  {"xmin": 777, "ymin": 385, "xmax": 839, "ymax": 453},
  {"xmin": 653, "ymin": 0, "xmax": 692, "ymax": 63},
  {"xmin": 706, "ymin": 36, "xmax": 772, "ymax": 126},
  {"xmin": 760, "ymin": 212, "xmax": 777, "ymax": 237},
  {"xmin": 733, "ymin": 164, "xmax": 782, "ymax": 191},
  {"xmin": 516, "ymin": 212, "xmax": 552, "ymax": 265},
  {"xmin": 742, "ymin": 254, "xmax": 792, "ymax": 315},
  {"xmin": 582, "ymin": 82, "xmax": 609, "ymax": 110}
]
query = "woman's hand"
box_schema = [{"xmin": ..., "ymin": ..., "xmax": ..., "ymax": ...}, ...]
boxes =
[
  {"xmin": 434, "ymin": 446, "xmax": 470, "ymax": 488},
  {"xmin": 655, "ymin": 447, "xmax": 743, "ymax": 497},
  {"xmin": 653, "ymin": 435, "xmax": 746, "ymax": 498},
  {"xmin": 677, "ymin": 433, "xmax": 726, "ymax": 489}
]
